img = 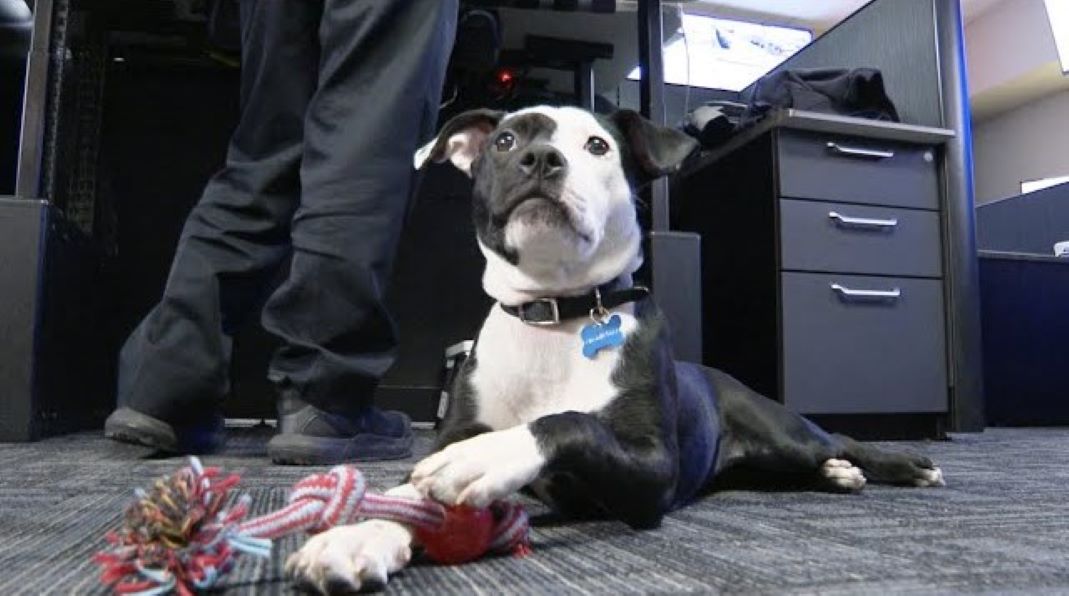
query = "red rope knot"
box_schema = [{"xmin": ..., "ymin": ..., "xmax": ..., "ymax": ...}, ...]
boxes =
[
  {"xmin": 289, "ymin": 465, "xmax": 369, "ymax": 532},
  {"xmin": 236, "ymin": 466, "xmax": 445, "ymax": 540},
  {"xmin": 489, "ymin": 501, "xmax": 530, "ymax": 555}
]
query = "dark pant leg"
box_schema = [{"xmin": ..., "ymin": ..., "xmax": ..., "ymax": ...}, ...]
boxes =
[
  {"xmin": 261, "ymin": 0, "xmax": 457, "ymax": 413},
  {"xmin": 115, "ymin": 0, "xmax": 323, "ymax": 424}
]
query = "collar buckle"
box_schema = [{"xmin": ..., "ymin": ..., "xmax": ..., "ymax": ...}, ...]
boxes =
[
  {"xmin": 590, "ymin": 287, "xmax": 610, "ymax": 325},
  {"xmin": 517, "ymin": 298, "xmax": 560, "ymax": 326}
]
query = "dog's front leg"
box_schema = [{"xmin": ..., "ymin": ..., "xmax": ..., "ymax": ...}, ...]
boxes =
[
  {"xmin": 412, "ymin": 412, "xmax": 676, "ymax": 528},
  {"xmin": 530, "ymin": 411, "xmax": 676, "ymax": 528},
  {"xmin": 286, "ymin": 484, "xmax": 418, "ymax": 594},
  {"xmin": 411, "ymin": 425, "xmax": 546, "ymax": 508}
]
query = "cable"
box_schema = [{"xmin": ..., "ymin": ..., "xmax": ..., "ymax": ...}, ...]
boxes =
[
  {"xmin": 439, "ymin": 84, "xmax": 459, "ymax": 109},
  {"xmin": 678, "ymin": 3, "xmax": 692, "ymax": 120}
]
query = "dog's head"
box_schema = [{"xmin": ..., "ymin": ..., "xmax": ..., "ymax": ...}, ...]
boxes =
[{"xmin": 415, "ymin": 105, "xmax": 697, "ymax": 303}]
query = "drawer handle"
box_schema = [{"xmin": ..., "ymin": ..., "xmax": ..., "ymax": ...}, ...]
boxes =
[
  {"xmin": 831, "ymin": 283, "xmax": 901, "ymax": 301},
  {"xmin": 828, "ymin": 211, "xmax": 898, "ymax": 229},
  {"xmin": 825, "ymin": 142, "xmax": 895, "ymax": 159}
]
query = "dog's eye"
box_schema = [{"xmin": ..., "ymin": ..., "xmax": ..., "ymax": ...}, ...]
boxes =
[
  {"xmin": 584, "ymin": 136, "xmax": 610, "ymax": 156},
  {"xmin": 494, "ymin": 132, "xmax": 516, "ymax": 152}
]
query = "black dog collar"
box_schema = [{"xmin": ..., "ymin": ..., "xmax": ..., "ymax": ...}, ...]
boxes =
[{"xmin": 500, "ymin": 282, "xmax": 650, "ymax": 326}]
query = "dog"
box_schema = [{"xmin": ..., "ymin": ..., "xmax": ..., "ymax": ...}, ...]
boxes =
[{"xmin": 285, "ymin": 106, "xmax": 945, "ymax": 593}]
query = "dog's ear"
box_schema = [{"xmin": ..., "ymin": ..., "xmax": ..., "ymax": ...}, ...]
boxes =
[
  {"xmin": 610, "ymin": 109, "xmax": 699, "ymax": 181},
  {"xmin": 413, "ymin": 109, "xmax": 506, "ymax": 175}
]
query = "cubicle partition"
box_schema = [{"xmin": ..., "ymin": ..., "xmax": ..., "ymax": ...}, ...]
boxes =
[
  {"xmin": 976, "ymin": 184, "xmax": 1069, "ymax": 427},
  {"xmin": 740, "ymin": 0, "xmax": 944, "ymax": 127},
  {"xmin": 977, "ymin": 183, "xmax": 1069, "ymax": 254}
]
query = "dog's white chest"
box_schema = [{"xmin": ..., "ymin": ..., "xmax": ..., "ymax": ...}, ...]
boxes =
[{"xmin": 469, "ymin": 305, "xmax": 637, "ymax": 430}]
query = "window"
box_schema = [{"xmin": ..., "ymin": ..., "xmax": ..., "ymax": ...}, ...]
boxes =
[
  {"xmin": 1044, "ymin": 0, "xmax": 1069, "ymax": 74},
  {"xmin": 627, "ymin": 13, "xmax": 812, "ymax": 92},
  {"xmin": 1021, "ymin": 175, "xmax": 1069, "ymax": 194}
]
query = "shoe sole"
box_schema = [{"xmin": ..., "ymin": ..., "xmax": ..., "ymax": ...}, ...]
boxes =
[
  {"xmin": 104, "ymin": 407, "xmax": 224, "ymax": 454},
  {"xmin": 267, "ymin": 431, "xmax": 414, "ymax": 465}
]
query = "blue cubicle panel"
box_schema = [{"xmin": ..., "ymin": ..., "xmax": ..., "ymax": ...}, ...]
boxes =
[
  {"xmin": 977, "ymin": 182, "xmax": 1069, "ymax": 426},
  {"xmin": 976, "ymin": 182, "xmax": 1069, "ymax": 255}
]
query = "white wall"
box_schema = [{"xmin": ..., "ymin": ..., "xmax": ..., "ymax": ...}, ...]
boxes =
[
  {"xmin": 965, "ymin": 0, "xmax": 1058, "ymax": 97},
  {"xmin": 966, "ymin": 0, "xmax": 1069, "ymax": 203},
  {"xmin": 972, "ymin": 89, "xmax": 1069, "ymax": 203}
]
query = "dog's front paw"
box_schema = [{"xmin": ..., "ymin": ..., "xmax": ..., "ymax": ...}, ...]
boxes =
[
  {"xmin": 285, "ymin": 520, "xmax": 412, "ymax": 594},
  {"xmin": 411, "ymin": 426, "xmax": 545, "ymax": 507}
]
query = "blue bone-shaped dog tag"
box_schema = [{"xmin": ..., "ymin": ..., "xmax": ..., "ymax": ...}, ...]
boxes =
[{"xmin": 581, "ymin": 314, "xmax": 624, "ymax": 359}]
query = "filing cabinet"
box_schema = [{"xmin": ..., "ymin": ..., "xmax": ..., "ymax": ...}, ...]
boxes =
[{"xmin": 671, "ymin": 110, "xmax": 956, "ymax": 438}]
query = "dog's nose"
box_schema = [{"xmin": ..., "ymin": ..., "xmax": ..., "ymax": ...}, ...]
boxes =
[{"xmin": 518, "ymin": 145, "xmax": 567, "ymax": 179}]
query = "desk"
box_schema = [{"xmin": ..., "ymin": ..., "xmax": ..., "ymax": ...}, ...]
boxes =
[{"xmin": 672, "ymin": 110, "xmax": 955, "ymax": 439}]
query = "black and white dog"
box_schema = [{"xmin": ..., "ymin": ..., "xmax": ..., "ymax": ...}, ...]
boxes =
[{"xmin": 286, "ymin": 106, "xmax": 945, "ymax": 593}]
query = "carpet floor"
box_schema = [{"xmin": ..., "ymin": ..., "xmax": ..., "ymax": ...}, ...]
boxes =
[{"xmin": 2, "ymin": 427, "xmax": 1068, "ymax": 594}]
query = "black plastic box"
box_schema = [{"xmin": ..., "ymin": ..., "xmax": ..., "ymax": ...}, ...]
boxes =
[{"xmin": 0, "ymin": 198, "xmax": 109, "ymax": 441}]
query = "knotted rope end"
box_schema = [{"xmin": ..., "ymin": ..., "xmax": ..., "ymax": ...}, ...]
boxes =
[
  {"xmin": 95, "ymin": 459, "xmax": 532, "ymax": 594},
  {"xmin": 93, "ymin": 457, "xmax": 269, "ymax": 595}
]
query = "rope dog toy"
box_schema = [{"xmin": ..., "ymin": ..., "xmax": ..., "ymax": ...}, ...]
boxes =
[{"xmin": 93, "ymin": 457, "xmax": 530, "ymax": 595}]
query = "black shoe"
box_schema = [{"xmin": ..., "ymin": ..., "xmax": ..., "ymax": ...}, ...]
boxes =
[
  {"xmin": 104, "ymin": 407, "xmax": 226, "ymax": 454},
  {"xmin": 267, "ymin": 396, "xmax": 414, "ymax": 465}
]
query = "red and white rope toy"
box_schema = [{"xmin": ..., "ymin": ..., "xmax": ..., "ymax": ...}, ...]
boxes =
[{"xmin": 94, "ymin": 457, "xmax": 530, "ymax": 595}]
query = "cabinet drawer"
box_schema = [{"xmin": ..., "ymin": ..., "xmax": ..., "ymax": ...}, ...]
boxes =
[
  {"xmin": 779, "ymin": 199, "xmax": 943, "ymax": 277},
  {"xmin": 777, "ymin": 130, "xmax": 939, "ymax": 210},
  {"xmin": 781, "ymin": 272, "xmax": 947, "ymax": 414}
]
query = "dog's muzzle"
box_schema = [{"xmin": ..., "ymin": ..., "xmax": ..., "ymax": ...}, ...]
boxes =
[{"xmin": 517, "ymin": 145, "xmax": 567, "ymax": 181}]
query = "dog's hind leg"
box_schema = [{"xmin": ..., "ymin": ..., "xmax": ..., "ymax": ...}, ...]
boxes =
[
  {"xmin": 710, "ymin": 367, "xmax": 943, "ymax": 491},
  {"xmin": 711, "ymin": 368, "xmax": 863, "ymax": 491},
  {"xmin": 832, "ymin": 433, "xmax": 944, "ymax": 487}
]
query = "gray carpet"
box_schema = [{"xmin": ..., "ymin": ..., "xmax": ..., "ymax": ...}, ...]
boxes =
[{"xmin": 2, "ymin": 427, "xmax": 1069, "ymax": 595}]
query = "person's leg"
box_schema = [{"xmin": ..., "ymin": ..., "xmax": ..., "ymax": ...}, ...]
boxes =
[
  {"xmin": 106, "ymin": 0, "xmax": 324, "ymax": 452},
  {"xmin": 263, "ymin": 0, "xmax": 457, "ymax": 464}
]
